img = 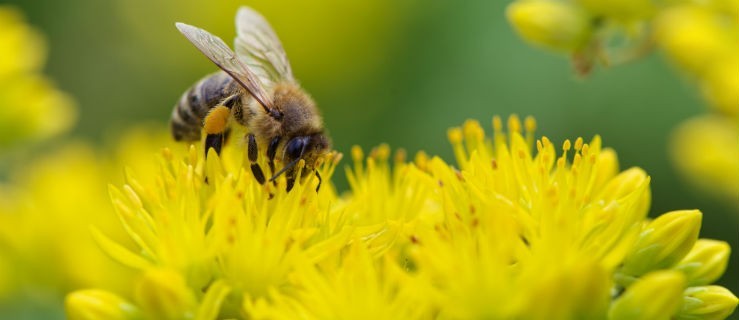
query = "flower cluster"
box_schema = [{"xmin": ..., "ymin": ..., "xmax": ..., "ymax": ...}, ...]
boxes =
[
  {"xmin": 0, "ymin": 5, "xmax": 75, "ymax": 150},
  {"xmin": 0, "ymin": 128, "xmax": 172, "ymax": 301},
  {"xmin": 65, "ymin": 116, "xmax": 737, "ymax": 319},
  {"xmin": 506, "ymin": 0, "xmax": 739, "ymax": 209}
]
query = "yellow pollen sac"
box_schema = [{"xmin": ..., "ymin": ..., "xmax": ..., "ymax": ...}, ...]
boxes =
[
  {"xmin": 351, "ymin": 145, "xmax": 364, "ymax": 163},
  {"xmin": 508, "ymin": 114, "xmax": 522, "ymax": 133},
  {"xmin": 492, "ymin": 116, "xmax": 503, "ymax": 132},
  {"xmin": 563, "ymin": 139, "xmax": 572, "ymax": 151},
  {"xmin": 371, "ymin": 144, "xmax": 391, "ymax": 161},
  {"xmin": 394, "ymin": 148, "xmax": 407, "ymax": 164},
  {"xmin": 581, "ymin": 143, "xmax": 590, "ymax": 156},
  {"xmin": 574, "ymin": 137, "xmax": 583, "ymax": 151},
  {"xmin": 463, "ymin": 120, "xmax": 484, "ymax": 141},
  {"xmin": 414, "ymin": 151, "xmax": 429, "ymax": 170},
  {"xmin": 542, "ymin": 136, "xmax": 551, "ymax": 147},
  {"xmin": 524, "ymin": 116, "xmax": 537, "ymax": 132},
  {"xmin": 447, "ymin": 128, "xmax": 463, "ymax": 144},
  {"xmin": 204, "ymin": 106, "xmax": 230, "ymax": 135}
]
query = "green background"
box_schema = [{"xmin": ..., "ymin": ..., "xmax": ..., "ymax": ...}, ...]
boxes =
[{"xmin": 3, "ymin": 0, "xmax": 737, "ymax": 318}]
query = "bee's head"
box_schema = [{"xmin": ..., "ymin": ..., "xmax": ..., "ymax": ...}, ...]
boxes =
[
  {"xmin": 270, "ymin": 133, "xmax": 330, "ymax": 188},
  {"xmin": 283, "ymin": 133, "xmax": 330, "ymax": 171}
]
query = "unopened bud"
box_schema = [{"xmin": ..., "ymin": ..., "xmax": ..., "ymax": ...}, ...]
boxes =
[
  {"xmin": 506, "ymin": 0, "xmax": 590, "ymax": 52},
  {"xmin": 65, "ymin": 290, "xmax": 141, "ymax": 320},
  {"xmin": 621, "ymin": 210, "xmax": 702, "ymax": 278},
  {"xmin": 673, "ymin": 239, "xmax": 730, "ymax": 286},
  {"xmin": 609, "ymin": 270, "xmax": 686, "ymax": 320},
  {"xmin": 677, "ymin": 286, "xmax": 738, "ymax": 320}
]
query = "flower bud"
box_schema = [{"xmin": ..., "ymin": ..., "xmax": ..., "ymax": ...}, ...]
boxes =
[
  {"xmin": 65, "ymin": 290, "xmax": 141, "ymax": 320},
  {"xmin": 677, "ymin": 286, "xmax": 738, "ymax": 320},
  {"xmin": 620, "ymin": 210, "xmax": 701, "ymax": 278},
  {"xmin": 506, "ymin": 0, "xmax": 591, "ymax": 52},
  {"xmin": 134, "ymin": 268, "xmax": 196, "ymax": 320},
  {"xmin": 609, "ymin": 270, "xmax": 686, "ymax": 320},
  {"xmin": 673, "ymin": 239, "xmax": 730, "ymax": 286},
  {"xmin": 655, "ymin": 6, "xmax": 733, "ymax": 76}
]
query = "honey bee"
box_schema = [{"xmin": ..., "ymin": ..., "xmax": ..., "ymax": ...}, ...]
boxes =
[{"xmin": 171, "ymin": 7, "xmax": 330, "ymax": 191}]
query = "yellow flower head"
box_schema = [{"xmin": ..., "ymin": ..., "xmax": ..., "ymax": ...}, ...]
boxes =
[
  {"xmin": 65, "ymin": 116, "xmax": 736, "ymax": 320},
  {"xmin": 670, "ymin": 115, "xmax": 739, "ymax": 209},
  {"xmin": 0, "ymin": 5, "xmax": 76, "ymax": 149}
]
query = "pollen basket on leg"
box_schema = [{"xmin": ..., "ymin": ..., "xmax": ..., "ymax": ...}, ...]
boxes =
[{"xmin": 204, "ymin": 106, "xmax": 231, "ymax": 135}]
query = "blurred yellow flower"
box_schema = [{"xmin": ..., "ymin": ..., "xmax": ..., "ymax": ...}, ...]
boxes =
[
  {"xmin": 670, "ymin": 115, "xmax": 739, "ymax": 209},
  {"xmin": 506, "ymin": 0, "xmax": 739, "ymax": 208},
  {"xmin": 0, "ymin": 127, "xmax": 173, "ymax": 307},
  {"xmin": 0, "ymin": 5, "xmax": 76, "ymax": 149},
  {"xmin": 506, "ymin": 0, "xmax": 591, "ymax": 52},
  {"xmin": 64, "ymin": 116, "xmax": 736, "ymax": 320}
]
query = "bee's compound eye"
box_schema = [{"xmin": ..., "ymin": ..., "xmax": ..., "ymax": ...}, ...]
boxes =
[{"xmin": 285, "ymin": 137, "xmax": 308, "ymax": 160}]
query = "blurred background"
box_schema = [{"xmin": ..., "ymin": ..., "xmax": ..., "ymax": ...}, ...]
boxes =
[{"xmin": 0, "ymin": 0, "xmax": 736, "ymax": 318}]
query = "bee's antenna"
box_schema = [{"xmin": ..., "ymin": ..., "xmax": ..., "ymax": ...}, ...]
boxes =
[{"xmin": 269, "ymin": 158, "xmax": 300, "ymax": 182}]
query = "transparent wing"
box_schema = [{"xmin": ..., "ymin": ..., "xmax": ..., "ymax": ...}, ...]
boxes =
[
  {"xmin": 176, "ymin": 22, "xmax": 274, "ymax": 112},
  {"xmin": 234, "ymin": 6, "xmax": 294, "ymax": 89}
]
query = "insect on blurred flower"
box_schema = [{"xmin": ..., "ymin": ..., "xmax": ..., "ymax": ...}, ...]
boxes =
[
  {"xmin": 65, "ymin": 115, "xmax": 737, "ymax": 320},
  {"xmin": 0, "ymin": 5, "xmax": 75, "ymax": 150}
]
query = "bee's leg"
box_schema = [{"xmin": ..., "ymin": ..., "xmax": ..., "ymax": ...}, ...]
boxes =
[
  {"xmin": 286, "ymin": 177, "xmax": 296, "ymax": 192},
  {"xmin": 204, "ymin": 133, "xmax": 226, "ymax": 157},
  {"xmin": 247, "ymin": 133, "xmax": 266, "ymax": 185},
  {"xmin": 203, "ymin": 105, "xmax": 231, "ymax": 157},
  {"xmin": 315, "ymin": 170, "xmax": 322, "ymax": 192},
  {"xmin": 266, "ymin": 137, "xmax": 281, "ymax": 183}
]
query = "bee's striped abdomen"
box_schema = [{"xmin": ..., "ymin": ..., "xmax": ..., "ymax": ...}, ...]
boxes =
[{"xmin": 171, "ymin": 71, "xmax": 238, "ymax": 141}]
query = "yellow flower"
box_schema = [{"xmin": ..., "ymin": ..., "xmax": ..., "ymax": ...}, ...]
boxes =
[
  {"xmin": 0, "ymin": 5, "xmax": 76, "ymax": 149},
  {"xmin": 65, "ymin": 116, "xmax": 736, "ymax": 320},
  {"xmin": 0, "ymin": 128, "xmax": 172, "ymax": 304},
  {"xmin": 654, "ymin": 4, "xmax": 736, "ymax": 78},
  {"xmin": 670, "ymin": 115, "xmax": 739, "ymax": 209},
  {"xmin": 506, "ymin": 0, "xmax": 591, "ymax": 52}
]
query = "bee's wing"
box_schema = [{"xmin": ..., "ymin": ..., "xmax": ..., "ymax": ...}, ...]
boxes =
[
  {"xmin": 234, "ymin": 6, "xmax": 294, "ymax": 89},
  {"xmin": 176, "ymin": 22, "xmax": 275, "ymax": 113}
]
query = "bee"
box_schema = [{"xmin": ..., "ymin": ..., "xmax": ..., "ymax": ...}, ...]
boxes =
[{"xmin": 171, "ymin": 7, "xmax": 330, "ymax": 192}]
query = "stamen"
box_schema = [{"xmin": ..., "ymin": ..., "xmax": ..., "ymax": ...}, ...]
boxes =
[
  {"xmin": 415, "ymin": 151, "xmax": 429, "ymax": 171},
  {"xmin": 492, "ymin": 116, "xmax": 503, "ymax": 133},
  {"xmin": 524, "ymin": 116, "xmax": 537, "ymax": 133},
  {"xmin": 463, "ymin": 120, "xmax": 484, "ymax": 142},
  {"xmin": 447, "ymin": 128, "xmax": 463, "ymax": 145},
  {"xmin": 574, "ymin": 137, "xmax": 583, "ymax": 151},
  {"xmin": 508, "ymin": 114, "xmax": 522, "ymax": 134},
  {"xmin": 372, "ymin": 144, "xmax": 391, "ymax": 161},
  {"xmin": 351, "ymin": 145, "xmax": 364, "ymax": 163},
  {"xmin": 394, "ymin": 148, "xmax": 407, "ymax": 165}
]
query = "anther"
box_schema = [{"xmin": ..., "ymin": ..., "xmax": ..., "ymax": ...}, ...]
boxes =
[
  {"xmin": 492, "ymin": 116, "xmax": 503, "ymax": 132},
  {"xmin": 524, "ymin": 116, "xmax": 536, "ymax": 133},
  {"xmin": 351, "ymin": 145, "xmax": 364, "ymax": 162},
  {"xmin": 394, "ymin": 148, "xmax": 407, "ymax": 164},
  {"xmin": 447, "ymin": 128, "xmax": 463, "ymax": 144},
  {"xmin": 508, "ymin": 114, "xmax": 522, "ymax": 133}
]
